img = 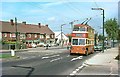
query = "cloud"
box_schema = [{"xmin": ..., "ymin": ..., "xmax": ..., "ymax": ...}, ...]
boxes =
[
  {"xmin": 28, "ymin": 9, "xmax": 45, "ymax": 14},
  {"xmin": 42, "ymin": 1, "xmax": 68, "ymax": 7},
  {"xmin": 47, "ymin": 17, "xmax": 56, "ymax": 21}
]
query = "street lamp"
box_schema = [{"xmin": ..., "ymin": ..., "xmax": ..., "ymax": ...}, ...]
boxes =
[
  {"xmin": 61, "ymin": 24, "xmax": 66, "ymax": 47},
  {"xmin": 91, "ymin": 8, "xmax": 105, "ymax": 52}
]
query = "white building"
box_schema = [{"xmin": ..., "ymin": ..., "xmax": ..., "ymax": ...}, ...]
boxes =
[{"xmin": 54, "ymin": 32, "xmax": 69, "ymax": 46}]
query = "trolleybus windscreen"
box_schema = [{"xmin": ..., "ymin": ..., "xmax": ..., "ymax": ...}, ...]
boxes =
[
  {"xmin": 72, "ymin": 39, "xmax": 78, "ymax": 45},
  {"xmin": 79, "ymin": 39, "xmax": 85, "ymax": 45}
]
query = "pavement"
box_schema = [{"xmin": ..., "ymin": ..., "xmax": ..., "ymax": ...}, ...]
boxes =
[{"xmin": 78, "ymin": 47, "xmax": 119, "ymax": 75}]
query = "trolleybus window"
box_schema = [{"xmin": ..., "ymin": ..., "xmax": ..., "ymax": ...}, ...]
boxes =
[
  {"xmin": 73, "ymin": 27, "xmax": 79, "ymax": 31},
  {"xmin": 79, "ymin": 27, "xmax": 86, "ymax": 31},
  {"xmin": 72, "ymin": 39, "xmax": 78, "ymax": 45},
  {"xmin": 79, "ymin": 39, "xmax": 85, "ymax": 45}
]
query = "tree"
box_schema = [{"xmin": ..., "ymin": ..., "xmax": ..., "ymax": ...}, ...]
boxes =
[
  {"xmin": 104, "ymin": 18, "xmax": 119, "ymax": 47},
  {"xmin": 98, "ymin": 34, "xmax": 104, "ymax": 43}
]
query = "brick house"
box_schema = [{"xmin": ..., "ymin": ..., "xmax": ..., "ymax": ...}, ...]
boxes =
[{"xmin": 0, "ymin": 19, "xmax": 55, "ymax": 48}]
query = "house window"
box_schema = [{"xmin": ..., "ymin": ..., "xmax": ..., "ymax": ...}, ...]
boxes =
[
  {"xmin": 28, "ymin": 34, "xmax": 31, "ymax": 38},
  {"xmin": 35, "ymin": 34, "xmax": 37, "ymax": 38},
  {"xmin": 20, "ymin": 34, "xmax": 25, "ymax": 39},
  {"xmin": 10, "ymin": 33, "xmax": 12, "ymax": 37},
  {"xmin": 11, "ymin": 33, "xmax": 16, "ymax": 37},
  {"xmin": 4, "ymin": 33, "xmax": 7, "ymax": 37},
  {"xmin": 46, "ymin": 35, "xmax": 49, "ymax": 38},
  {"xmin": 40, "ymin": 34, "xmax": 44, "ymax": 39},
  {"xmin": 50, "ymin": 34, "xmax": 54, "ymax": 38}
]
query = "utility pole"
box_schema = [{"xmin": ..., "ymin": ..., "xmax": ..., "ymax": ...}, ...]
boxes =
[
  {"xmin": 15, "ymin": 17, "xmax": 18, "ymax": 50},
  {"xmin": 61, "ymin": 24, "xmax": 66, "ymax": 47},
  {"xmin": 102, "ymin": 9, "xmax": 105, "ymax": 53}
]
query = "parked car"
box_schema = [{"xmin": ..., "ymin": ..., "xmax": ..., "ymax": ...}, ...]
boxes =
[
  {"xmin": 44, "ymin": 43, "xmax": 51, "ymax": 47},
  {"xmin": 94, "ymin": 44, "xmax": 102, "ymax": 51},
  {"xmin": 31, "ymin": 43, "xmax": 37, "ymax": 48},
  {"xmin": 37, "ymin": 43, "xmax": 45, "ymax": 47}
]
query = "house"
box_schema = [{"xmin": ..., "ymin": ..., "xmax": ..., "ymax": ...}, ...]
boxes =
[
  {"xmin": 0, "ymin": 19, "xmax": 55, "ymax": 48},
  {"xmin": 54, "ymin": 32, "xmax": 69, "ymax": 46}
]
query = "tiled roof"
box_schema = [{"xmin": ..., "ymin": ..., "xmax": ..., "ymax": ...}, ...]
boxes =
[{"xmin": 0, "ymin": 21, "xmax": 54, "ymax": 35}]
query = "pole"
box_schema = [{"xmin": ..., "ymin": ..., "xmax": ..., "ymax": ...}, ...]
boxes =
[
  {"xmin": 15, "ymin": 17, "xmax": 17, "ymax": 42},
  {"xmin": 15, "ymin": 17, "xmax": 18, "ymax": 50},
  {"xmin": 69, "ymin": 22, "xmax": 73, "ymax": 33},
  {"xmin": 61, "ymin": 25, "xmax": 63, "ymax": 47},
  {"xmin": 102, "ymin": 9, "xmax": 105, "ymax": 53},
  {"xmin": 61, "ymin": 24, "xmax": 66, "ymax": 47}
]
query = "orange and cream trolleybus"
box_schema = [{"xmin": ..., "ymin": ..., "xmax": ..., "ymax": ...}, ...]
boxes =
[{"xmin": 70, "ymin": 24, "xmax": 94, "ymax": 55}]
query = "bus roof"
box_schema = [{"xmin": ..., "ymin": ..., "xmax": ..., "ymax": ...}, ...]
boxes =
[{"xmin": 74, "ymin": 24, "xmax": 93, "ymax": 28}]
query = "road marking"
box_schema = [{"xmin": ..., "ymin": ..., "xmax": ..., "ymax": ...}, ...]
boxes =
[
  {"xmin": 42, "ymin": 54, "xmax": 60, "ymax": 59},
  {"xmin": 50, "ymin": 57, "xmax": 62, "ymax": 62},
  {"xmin": 70, "ymin": 73, "xmax": 75, "ymax": 76},
  {"xmin": 41, "ymin": 56, "xmax": 49, "ymax": 59},
  {"xmin": 69, "ymin": 63, "xmax": 87, "ymax": 75},
  {"xmin": 31, "ymin": 56, "xmax": 36, "ymax": 58},
  {"xmin": 67, "ymin": 55, "xmax": 70, "ymax": 57},
  {"xmin": 71, "ymin": 56, "xmax": 83, "ymax": 61},
  {"xmin": 23, "ymin": 57, "xmax": 29, "ymax": 59}
]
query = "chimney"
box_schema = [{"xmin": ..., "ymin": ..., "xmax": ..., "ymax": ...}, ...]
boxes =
[
  {"xmin": 10, "ymin": 19, "xmax": 14, "ymax": 25},
  {"xmin": 45, "ymin": 24, "xmax": 48, "ymax": 27},
  {"xmin": 22, "ymin": 21, "xmax": 26, "ymax": 25},
  {"xmin": 38, "ymin": 23, "xmax": 41, "ymax": 28}
]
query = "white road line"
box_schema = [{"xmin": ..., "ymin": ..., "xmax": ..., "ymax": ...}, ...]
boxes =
[
  {"xmin": 72, "ymin": 71, "xmax": 77, "ymax": 74},
  {"xmin": 23, "ymin": 57, "xmax": 28, "ymax": 59},
  {"xmin": 78, "ymin": 65, "xmax": 84, "ymax": 69},
  {"xmin": 42, "ymin": 54, "xmax": 60, "ymax": 59},
  {"xmin": 69, "ymin": 63, "xmax": 87, "ymax": 75},
  {"xmin": 31, "ymin": 56, "xmax": 36, "ymax": 58},
  {"xmin": 41, "ymin": 56, "xmax": 49, "ymax": 59},
  {"xmin": 70, "ymin": 73, "xmax": 75, "ymax": 76},
  {"xmin": 50, "ymin": 57, "xmax": 62, "ymax": 62},
  {"xmin": 67, "ymin": 55, "xmax": 70, "ymax": 57},
  {"xmin": 71, "ymin": 56, "xmax": 83, "ymax": 61}
]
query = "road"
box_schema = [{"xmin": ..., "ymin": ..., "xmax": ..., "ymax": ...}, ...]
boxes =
[{"xmin": 2, "ymin": 47, "xmax": 99, "ymax": 76}]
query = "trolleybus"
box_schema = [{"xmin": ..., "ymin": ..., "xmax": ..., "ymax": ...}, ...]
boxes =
[{"xmin": 70, "ymin": 24, "xmax": 94, "ymax": 55}]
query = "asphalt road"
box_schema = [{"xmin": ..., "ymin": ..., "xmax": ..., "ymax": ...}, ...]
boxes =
[{"xmin": 2, "ymin": 48, "xmax": 99, "ymax": 76}]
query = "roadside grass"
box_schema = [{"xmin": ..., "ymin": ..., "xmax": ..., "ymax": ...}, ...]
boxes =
[{"xmin": 0, "ymin": 54, "xmax": 12, "ymax": 58}]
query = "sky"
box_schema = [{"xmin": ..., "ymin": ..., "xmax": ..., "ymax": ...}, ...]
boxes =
[{"xmin": 1, "ymin": 0, "xmax": 119, "ymax": 35}]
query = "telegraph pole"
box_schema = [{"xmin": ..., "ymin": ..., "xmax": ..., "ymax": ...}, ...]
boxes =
[
  {"xmin": 15, "ymin": 17, "xmax": 18, "ymax": 42},
  {"xmin": 102, "ymin": 9, "xmax": 105, "ymax": 53}
]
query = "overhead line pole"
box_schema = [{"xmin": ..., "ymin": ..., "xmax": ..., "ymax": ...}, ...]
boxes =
[{"xmin": 91, "ymin": 8, "xmax": 105, "ymax": 53}]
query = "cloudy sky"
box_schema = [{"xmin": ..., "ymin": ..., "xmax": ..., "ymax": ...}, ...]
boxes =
[{"xmin": 1, "ymin": 0, "xmax": 119, "ymax": 34}]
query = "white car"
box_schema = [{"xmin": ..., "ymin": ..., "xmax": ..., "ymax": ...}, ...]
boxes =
[
  {"xmin": 31, "ymin": 44, "xmax": 37, "ymax": 48},
  {"xmin": 44, "ymin": 44, "xmax": 51, "ymax": 47}
]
